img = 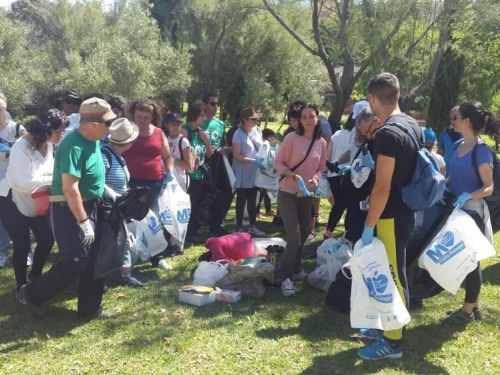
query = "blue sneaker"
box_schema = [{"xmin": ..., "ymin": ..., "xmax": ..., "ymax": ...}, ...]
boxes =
[
  {"xmin": 359, "ymin": 328, "xmax": 383, "ymax": 341},
  {"xmin": 358, "ymin": 338, "xmax": 403, "ymax": 360}
]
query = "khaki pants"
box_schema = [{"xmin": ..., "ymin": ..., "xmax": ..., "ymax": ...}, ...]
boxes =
[{"xmin": 277, "ymin": 190, "xmax": 312, "ymax": 280}]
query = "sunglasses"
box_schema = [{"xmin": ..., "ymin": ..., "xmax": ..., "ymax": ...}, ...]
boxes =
[
  {"xmin": 104, "ymin": 120, "xmax": 113, "ymax": 128},
  {"xmin": 209, "ymin": 101, "xmax": 219, "ymax": 107},
  {"xmin": 360, "ymin": 119, "xmax": 378, "ymax": 136},
  {"xmin": 453, "ymin": 115, "xmax": 464, "ymax": 121},
  {"xmin": 64, "ymin": 99, "xmax": 80, "ymax": 105}
]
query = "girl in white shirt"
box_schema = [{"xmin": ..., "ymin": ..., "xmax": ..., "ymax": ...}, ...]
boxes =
[{"xmin": 0, "ymin": 109, "xmax": 68, "ymax": 304}]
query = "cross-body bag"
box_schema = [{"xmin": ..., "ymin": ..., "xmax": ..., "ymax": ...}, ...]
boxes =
[{"xmin": 279, "ymin": 137, "xmax": 316, "ymax": 182}]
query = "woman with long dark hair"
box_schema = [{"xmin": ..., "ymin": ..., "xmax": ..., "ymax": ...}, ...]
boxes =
[
  {"xmin": 0, "ymin": 109, "xmax": 68, "ymax": 303},
  {"xmin": 440, "ymin": 101, "xmax": 499, "ymax": 324},
  {"xmin": 274, "ymin": 104, "xmax": 327, "ymax": 297}
]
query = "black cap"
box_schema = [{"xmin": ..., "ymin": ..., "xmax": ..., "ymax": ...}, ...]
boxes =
[
  {"xmin": 56, "ymin": 90, "xmax": 81, "ymax": 102},
  {"xmin": 165, "ymin": 112, "xmax": 182, "ymax": 123}
]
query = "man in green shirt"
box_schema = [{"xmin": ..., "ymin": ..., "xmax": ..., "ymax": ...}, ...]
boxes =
[
  {"xmin": 201, "ymin": 93, "xmax": 229, "ymax": 235},
  {"xmin": 21, "ymin": 97, "xmax": 118, "ymax": 319}
]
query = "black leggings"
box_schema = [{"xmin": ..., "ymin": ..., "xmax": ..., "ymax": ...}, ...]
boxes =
[
  {"xmin": 0, "ymin": 194, "xmax": 54, "ymax": 289},
  {"xmin": 256, "ymin": 188, "xmax": 271, "ymax": 213},
  {"xmin": 235, "ymin": 187, "xmax": 258, "ymax": 227},
  {"xmin": 464, "ymin": 212, "xmax": 484, "ymax": 304},
  {"xmin": 327, "ymin": 176, "xmax": 347, "ymax": 231}
]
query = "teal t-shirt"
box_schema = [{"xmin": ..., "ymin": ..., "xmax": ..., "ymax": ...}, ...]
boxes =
[
  {"xmin": 51, "ymin": 131, "xmax": 105, "ymax": 199},
  {"xmin": 183, "ymin": 124, "xmax": 208, "ymax": 181},
  {"xmin": 201, "ymin": 117, "xmax": 226, "ymax": 149}
]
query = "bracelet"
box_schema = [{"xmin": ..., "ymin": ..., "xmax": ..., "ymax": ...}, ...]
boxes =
[{"xmin": 78, "ymin": 218, "xmax": 89, "ymax": 225}]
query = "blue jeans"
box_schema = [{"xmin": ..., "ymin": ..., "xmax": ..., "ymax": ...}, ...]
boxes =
[{"xmin": 0, "ymin": 219, "xmax": 9, "ymax": 257}]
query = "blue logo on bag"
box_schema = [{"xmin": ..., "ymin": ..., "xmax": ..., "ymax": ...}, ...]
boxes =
[
  {"xmin": 160, "ymin": 209, "xmax": 173, "ymax": 226},
  {"xmin": 363, "ymin": 271, "xmax": 392, "ymax": 303},
  {"xmin": 176, "ymin": 208, "xmax": 191, "ymax": 224},
  {"xmin": 425, "ymin": 230, "xmax": 466, "ymax": 264},
  {"xmin": 147, "ymin": 216, "xmax": 162, "ymax": 236}
]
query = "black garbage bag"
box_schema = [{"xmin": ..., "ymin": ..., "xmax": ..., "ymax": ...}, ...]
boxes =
[
  {"xmin": 114, "ymin": 186, "xmax": 150, "ymax": 222},
  {"xmin": 94, "ymin": 198, "xmax": 127, "ymax": 280},
  {"xmin": 325, "ymin": 265, "xmax": 352, "ymax": 314},
  {"xmin": 407, "ymin": 203, "xmax": 455, "ymax": 299}
]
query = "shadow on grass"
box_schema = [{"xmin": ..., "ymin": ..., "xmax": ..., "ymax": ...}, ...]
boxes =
[{"xmin": 482, "ymin": 260, "xmax": 500, "ymax": 285}]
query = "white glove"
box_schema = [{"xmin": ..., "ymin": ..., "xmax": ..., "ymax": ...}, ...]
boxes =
[
  {"xmin": 103, "ymin": 185, "xmax": 120, "ymax": 201},
  {"xmin": 79, "ymin": 219, "xmax": 95, "ymax": 246}
]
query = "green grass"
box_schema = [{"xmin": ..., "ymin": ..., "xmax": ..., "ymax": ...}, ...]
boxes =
[{"xmin": 1, "ymin": 202, "xmax": 500, "ymax": 374}]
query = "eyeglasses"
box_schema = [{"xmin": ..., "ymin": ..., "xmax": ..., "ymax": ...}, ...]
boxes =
[
  {"xmin": 453, "ymin": 115, "xmax": 464, "ymax": 121},
  {"xmin": 104, "ymin": 120, "xmax": 113, "ymax": 128},
  {"xmin": 209, "ymin": 101, "xmax": 219, "ymax": 107},
  {"xmin": 360, "ymin": 119, "xmax": 378, "ymax": 136},
  {"xmin": 245, "ymin": 118, "xmax": 257, "ymax": 122}
]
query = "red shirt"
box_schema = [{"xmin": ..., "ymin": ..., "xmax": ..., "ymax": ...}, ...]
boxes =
[{"xmin": 123, "ymin": 127, "xmax": 164, "ymax": 180}]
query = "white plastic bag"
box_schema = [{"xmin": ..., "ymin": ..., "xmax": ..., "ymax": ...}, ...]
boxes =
[
  {"xmin": 255, "ymin": 142, "xmax": 281, "ymax": 190},
  {"xmin": 309, "ymin": 239, "xmax": 352, "ymax": 291},
  {"xmin": 318, "ymin": 174, "xmax": 332, "ymax": 200},
  {"xmin": 125, "ymin": 221, "xmax": 140, "ymax": 266},
  {"xmin": 193, "ymin": 260, "xmax": 229, "ymax": 287},
  {"xmin": 223, "ymin": 155, "xmax": 236, "ymax": 193},
  {"xmin": 350, "ymin": 238, "xmax": 411, "ymax": 330},
  {"xmin": 158, "ymin": 177, "xmax": 191, "ymax": 250},
  {"xmin": 135, "ymin": 210, "xmax": 168, "ymax": 261},
  {"xmin": 418, "ymin": 208, "xmax": 495, "ymax": 294}
]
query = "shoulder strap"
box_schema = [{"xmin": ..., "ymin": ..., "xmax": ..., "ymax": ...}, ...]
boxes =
[
  {"xmin": 352, "ymin": 141, "xmax": 368, "ymax": 161},
  {"xmin": 279, "ymin": 137, "xmax": 316, "ymax": 181},
  {"xmin": 179, "ymin": 135, "xmax": 185, "ymax": 161},
  {"xmin": 101, "ymin": 146, "xmax": 113, "ymax": 174},
  {"xmin": 384, "ymin": 121, "xmax": 422, "ymax": 150},
  {"xmin": 471, "ymin": 141, "xmax": 490, "ymax": 183},
  {"xmin": 15, "ymin": 124, "xmax": 20, "ymax": 139}
]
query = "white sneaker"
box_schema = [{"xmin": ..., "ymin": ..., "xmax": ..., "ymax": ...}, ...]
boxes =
[
  {"xmin": 0, "ymin": 255, "xmax": 9, "ymax": 268},
  {"xmin": 293, "ymin": 270, "xmax": 308, "ymax": 281},
  {"xmin": 248, "ymin": 225, "xmax": 265, "ymax": 236},
  {"xmin": 27, "ymin": 251, "xmax": 34, "ymax": 266},
  {"xmin": 281, "ymin": 278, "xmax": 295, "ymax": 297},
  {"xmin": 157, "ymin": 259, "xmax": 173, "ymax": 271},
  {"xmin": 307, "ymin": 231, "xmax": 316, "ymax": 241}
]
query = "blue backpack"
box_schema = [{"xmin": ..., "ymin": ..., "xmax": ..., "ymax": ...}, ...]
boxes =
[
  {"xmin": 386, "ymin": 122, "xmax": 446, "ymax": 211},
  {"xmin": 470, "ymin": 141, "xmax": 500, "ymax": 202}
]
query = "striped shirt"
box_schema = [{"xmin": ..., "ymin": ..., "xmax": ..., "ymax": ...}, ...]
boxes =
[{"xmin": 102, "ymin": 145, "xmax": 129, "ymax": 195}]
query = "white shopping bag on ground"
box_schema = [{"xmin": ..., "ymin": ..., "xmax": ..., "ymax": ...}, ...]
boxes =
[
  {"xmin": 193, "ymin": 260, "xmax": 228, "ymax": 287},
  {"xmin": 309, "ymin": 239, "xmax": 352, "ymax": 292},
  {"xmin": 418, "ymin": 208, "xmax": 495, "ymax": 294},
  {"xmin": 135, "ymin": 210, "xmax": 167, "ymax": 261},
  {"xmin": 350, "ymin": 238, "xmax": 411, "ymax": 330},
  {"xmin": 158, "ymin": 177, "xmax": 191, "ymax": 250}
]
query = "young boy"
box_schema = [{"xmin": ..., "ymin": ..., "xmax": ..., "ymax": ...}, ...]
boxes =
[{"xmin": 424, "ymin": 128, "xmax": 446, "ymax": 176}]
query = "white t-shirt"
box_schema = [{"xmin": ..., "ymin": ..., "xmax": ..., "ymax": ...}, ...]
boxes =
[
  {"xmin": 0, "ymin": 122, "xmax": 27, "ymax": 179},
  {"xmin": 168, "ymin": 135, "xmax": 191, "ymax": 191},
  {"xmin": 0, "ymin": 138, "xmax": 54, "ymax": 217},
  {"xmin": 57, "ymin": 113, "xmax": 80, "ymax": 145},
  {"xmin": 327, "ymin": 129, "xmax": 355, "ymax": 177},
  {"xmin": 430, "ymin": 152, "xmax": 446, "ymax": 174}
]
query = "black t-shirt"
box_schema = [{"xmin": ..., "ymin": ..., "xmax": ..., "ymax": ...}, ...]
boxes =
[{"xmin": 373, "ymin": 113, "xmax": 423, "ymax": 218}]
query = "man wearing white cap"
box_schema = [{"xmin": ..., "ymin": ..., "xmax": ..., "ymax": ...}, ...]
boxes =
[{"xmin": 20, "ymin": 97, "xmax": 118, "ymax": 318}]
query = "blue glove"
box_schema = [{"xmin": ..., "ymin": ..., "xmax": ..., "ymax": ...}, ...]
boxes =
[
  {"xmin": 361, "ymin": 150, "xmax": 375, "ymax": 169},
  {"xmin": 314, "ymin": 187, "xmax": 323, "ymax": 197},
  {"xmin": 453, "ymin": 192, "xmax": 471, "ymax": 209},
  {"xmin": 338, "ymin": 166, "xmax": 351, "ymax": 176},
  {"xmin": 163, "ymin": 172, "xmax": 174, "ymax": 183},
  {"xmin": 296, "ymin": 176, "xmax": 311, "ymax": 197},
  {"xmin": 361, "ymin": 224, "xmax": 374, "ymax": 246},
  {"xmin": 251, "ymin": 158, "xmax": 265, "ymax": 170}
]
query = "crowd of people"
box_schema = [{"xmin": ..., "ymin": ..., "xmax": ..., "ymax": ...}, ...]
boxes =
[{"xmin": 0, "ymin": 71, "xmax": 498, "ymax": 360}]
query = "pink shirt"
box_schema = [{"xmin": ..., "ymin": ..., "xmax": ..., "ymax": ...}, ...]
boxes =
[{"xmin": 274, "ymin": 132, "xmax": 327, "ymax": 193}]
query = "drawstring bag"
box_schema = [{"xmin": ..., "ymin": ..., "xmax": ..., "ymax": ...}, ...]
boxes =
[{"xmin": 31, "ymin": 185, "xmax": 51, "ymax": 216}]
